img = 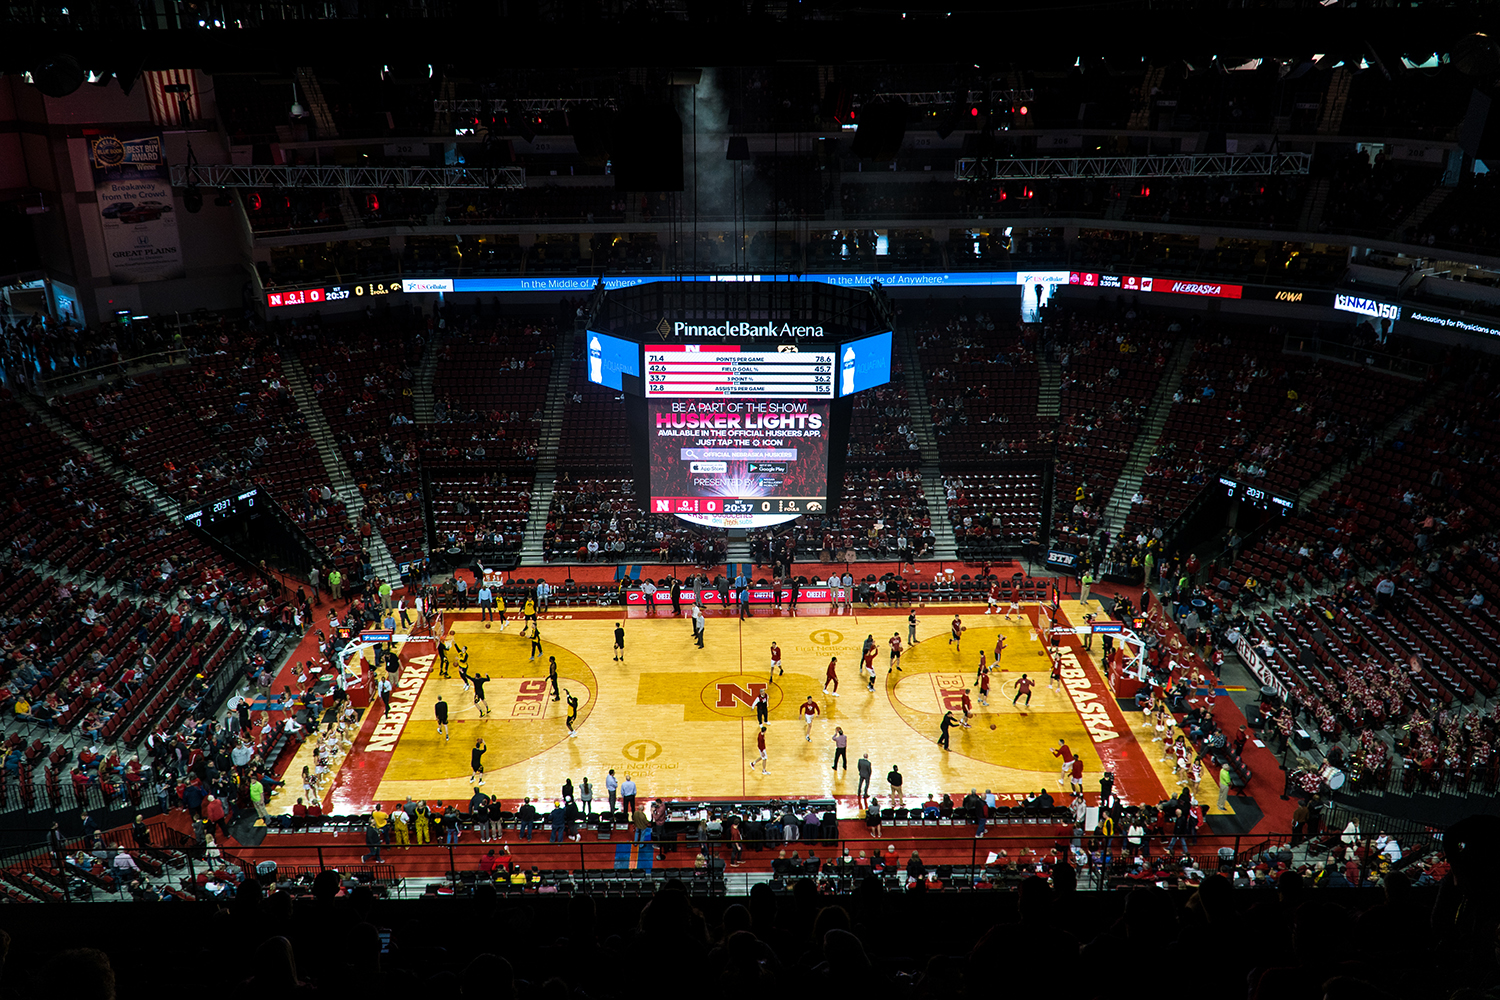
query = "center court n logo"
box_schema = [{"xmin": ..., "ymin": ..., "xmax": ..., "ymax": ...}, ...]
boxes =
[{"xmin": 715, "ymin": 681, "xmax": 767, "ymax": 708}]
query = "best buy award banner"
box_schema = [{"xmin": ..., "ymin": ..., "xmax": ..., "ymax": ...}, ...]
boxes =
[{"xmin": 89, "ymin": 132, "xmax": 185, "ymax": 283}]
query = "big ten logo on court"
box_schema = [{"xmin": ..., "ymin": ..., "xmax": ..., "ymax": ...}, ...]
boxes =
[
  {"xmin": 512, "ymin": 678, "xmax": 549, "ymax": 718},
  {"xmin": 933, "ymin": 673, "xmax": 969, "ymax": 712}
]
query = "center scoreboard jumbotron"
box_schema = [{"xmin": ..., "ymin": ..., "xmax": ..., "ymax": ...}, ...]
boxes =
[
  {"xmin": 644, "ymin": 344, "xmax": 836, "ymax": 399},
  {"xmin": 644, "ymin": 342, "xmax": 834, "ymax": 529}
]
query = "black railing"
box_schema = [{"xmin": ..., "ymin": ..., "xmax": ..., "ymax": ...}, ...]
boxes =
[{"xmin": 0, "ymin": 808, "xmax": 1453, "ymax": 903}]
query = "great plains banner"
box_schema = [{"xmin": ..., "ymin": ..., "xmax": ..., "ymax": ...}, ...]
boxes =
[{"xmin": 88, "ymin": 132, "xmax": 185, "ymax": 283}]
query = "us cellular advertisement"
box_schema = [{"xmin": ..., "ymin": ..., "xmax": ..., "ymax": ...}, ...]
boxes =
[
  {"xmin": 89, "ymin": 132, "xmax": 185, "ymax": 283},
  {"xmin": 648, "ymin": 398, "xmax": 829, "ymax": 528}
]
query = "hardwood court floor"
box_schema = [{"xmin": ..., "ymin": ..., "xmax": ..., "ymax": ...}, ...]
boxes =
[{"xmin": 309, "ymin": 601, "xmax": 1172, "ymax": 816}]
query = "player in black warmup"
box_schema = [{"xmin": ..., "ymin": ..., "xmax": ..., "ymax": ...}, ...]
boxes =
[
  {"xmin": 473, "ymin": 673, "xmax": 491, "ymax": 717},
  {"xmin": 613, "ymin": 622, "xmax": 625, "ymax": 662},
  {"xmin": 547, "ymin": 656, "xmax": 560, "ymax": 701},
  {"xmin": 529, "ymin": 623, "xmax": 544, "ymax": 662},
  {"xmin": 470, "ymin": 739, "xmax": 487, "ymax": 785},
  {"xmin": 565, "ymin": 689, "xmax": 580, "ymax": 737},
  {"xmin": 435, "ymin": 695, "xmax": 449, "ymax": 741}
]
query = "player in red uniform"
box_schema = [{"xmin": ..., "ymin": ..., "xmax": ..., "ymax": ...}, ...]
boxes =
[
  {"xmin": 950, "ymin": 614, "xmax": 964, "ymax": 651},
  {"xmin": 750, "ymin": 725, "xmax": 769, "ymax": 774},
  {"xmin": 975, "ymin": 650, "xmax": 987, "ymax": 684},
  {"xmin": 1052, "ymin": 739, "xmax": 1074, "ymax": 786},
  {"xmin": 1070, "ymin": 755, "xmax": 1085, "ymax": 794},
  {"xmin": 768, "ymin": 641, "xmax": 783, "ymax": 686},
  {"xmin": 986, "ymin": 581, "xmax": 1001, "ymax": 614},
  {"xmin": 1049, "ymin": 651, "xmax": 1064, "ymax": 690},
  {"xmin": 995, "ymin": 634, "xmax": 1006, "ymax": 665},
  {"xmin": 1012, "ymin": 673, "xmax": 1035, "ymax": 712},
  {"xmin": 800, "ymin": 696, "xmax": 822, "ymax": 741},
  {"xmin": 861, "ymin": 643, "xmax": 877, "ymax": 681},
  {"xmin": 823, "ymin": 657, "xmax": 840, "ymax": 697},
  {"xmin": 960, "ymin": 688, "xmax": 974, "ymax": 727},
  {"xmin": 888, "ymin": 632, "xmax": 904, "ymax": 673},
  {"xmin": 978, "ymin": 669, "xmax": 991, "ymax": 707}
]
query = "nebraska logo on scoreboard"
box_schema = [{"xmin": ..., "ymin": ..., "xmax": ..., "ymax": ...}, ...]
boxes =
[
  {"xmin": 1162, "ymin": 280, "xmax": 1241, "ymax": 299},
  {"xmin": 1066, "ymin": 273, "xmax": 1237, "ymax": 298},
  {"xmin": 267, "ymin": 288, "xmax": 325, "ymax": 308}
]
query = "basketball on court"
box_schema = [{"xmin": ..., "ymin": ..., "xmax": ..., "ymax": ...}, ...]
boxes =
[
  {"xmin": 990, "ymin": 723, "xmax": 996, "ymax": 730},
  {"xmin": 485, "ymin": 622, "xmax": 492, "ymax": 629}
]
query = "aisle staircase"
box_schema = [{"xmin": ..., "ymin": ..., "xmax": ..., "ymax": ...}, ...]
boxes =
[
  {"xmin": 1317, "ymin": 67, "xmax": 1352, "ymax": 135},
  {"xmin": 1037, "ymin": 361, "xmax": 1061, "ymax": 419},
  {"xmin": 281, "ymin": 353, "xmax": 402, "ymax": 586},
  {"xmin": 412, "ymin": 339, "xmax": 439, "ymax": 423},
  {"xmin": 1298, "ymin": 178, "xmax": 1331, "ymax": 234},
  {"xmin": 295, "ymin": 67, "xmax": 339, "ymax": 139},
  {"xmin": 1390, "ymin": 186, "xmax": 1453, "ymax": 242},
  {"xmin": 1128, "ymin": 64, "xmax": 1167, "ymax": 129},
  {"xmin": 1099, "ymin": 339, "xmax": 1195, "ymax": 536},
  {"xmin": 1296, "ymin": 381, "xmax": 1455, "ymax": 509},
  {"xmin": 19, "ymin": 394, "xmax": 182, "ymax": 524},
  {"xmin": 897, "ymin": 329, "xmax": 956, "ymax": 560},
  {"xmin": 517, "ymin": 325, "xmax": 581, "ymax": 565}
]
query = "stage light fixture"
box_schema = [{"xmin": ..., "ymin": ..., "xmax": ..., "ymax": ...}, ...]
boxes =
[{"xmin": 28, "ymin": 54, "xmax": 84, "ymax": 98}]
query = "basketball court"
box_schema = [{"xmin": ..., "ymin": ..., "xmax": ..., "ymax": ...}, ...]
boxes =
[{"xmin": 273, "ymin": 597, "xmax": 1222, "ymax": 820}]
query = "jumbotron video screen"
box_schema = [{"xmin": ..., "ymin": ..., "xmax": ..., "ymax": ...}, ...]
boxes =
[{"xmin": 648, "ymin": 398, "xmax": 830, "ymax": 528}]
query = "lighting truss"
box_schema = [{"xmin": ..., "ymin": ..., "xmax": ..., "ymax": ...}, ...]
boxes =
[
  {"xmin": 431, "ymin": 98, "xmax": 618, "ymax": 114},
  {"xmin": 169, "ymin": 164, "xmax": 527, "ymax": 190},
  {"xmin": 954, "ymin": 152, "xmax": 1311, "ymax": 181},
  {"xmin": 868, "ymin": 89, "xmax": 1034, "ymax": 107}
]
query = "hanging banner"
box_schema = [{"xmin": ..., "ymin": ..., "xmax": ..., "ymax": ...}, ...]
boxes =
[{"xmin": 89, "ymin": 131, "xmax": 186, "ymax": 283}]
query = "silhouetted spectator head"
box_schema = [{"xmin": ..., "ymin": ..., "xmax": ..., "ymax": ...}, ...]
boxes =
[
  {"xmin": 722, "ymin": 903, "xmax": 752, "ymax": 937},
  {"xmin": 251, "ymin": 936, "xmax": 302, "ymax": 989},
  {"xmin": 311, "ymin": 868, "xmax": 341, "ymax": 902},
  {"xmin": 42, "ymin": 948, "xmax": 115, "ymax": 1000},
  {"xmin": 812, "ymin": 904, "xmax": 850, "ymax": 942},
  {"xmin": 461, "ymin": 953, "xmax": 515, "ymax": 999}
]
